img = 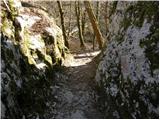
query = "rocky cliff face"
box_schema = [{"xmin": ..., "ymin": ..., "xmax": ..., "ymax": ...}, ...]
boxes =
[
  {"xmin": 95, "ymin": 1, "xmax": 159, "ymax": 118},
  {"xmin": 1, "ymin": 0, "xmax": 69, "ymax": 118}
]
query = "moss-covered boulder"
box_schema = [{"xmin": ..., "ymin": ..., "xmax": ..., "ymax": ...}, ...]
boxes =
[
  {"xmin": 95, "ymin": 1, "xmax": 158, "ymax": 118},
  {"xmin": 1, "ymin": 0, "xmax": 69, "ymax": 118}
]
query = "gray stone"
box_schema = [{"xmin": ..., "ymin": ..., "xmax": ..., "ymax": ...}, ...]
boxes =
[
  {"xmin": 95, "ymin": 1, "xmax": 159, "ymax": 119},
  {"xmin": 70, "ymin": 110, "xmax": 85, "ymax": 119}
]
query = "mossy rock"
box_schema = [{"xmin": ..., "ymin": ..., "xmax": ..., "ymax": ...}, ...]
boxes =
[
  {"xmin": 1, "ymin": 17, "xmax": 14, "ymax": 39},
  {"xmin": 96, "ymin": 1, "xmax": 159, "ymax": 119},
  {"xmin": 121, "ymin": 1, "xmax": 158, "ymax": 29}
]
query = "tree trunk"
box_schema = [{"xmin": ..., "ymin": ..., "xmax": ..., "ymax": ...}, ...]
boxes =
[
  {"xmin": 57, "ymin": 1, "xmax": 69, "ymax": 48},
  {"xmin": 75, "ymin": 1, "xmax": 85, "ymax": 48},
  {"xmin": 67, "ymin": 1, "xmax": 72, "ymax": 38},
  {"xmin": 93, "ymin": 1, "xmax": 100, "ymax": 50},
  {"xmin": 96, "ymin": 1, "xmax": 100, "ymax": 23},
  {"xmin": 81, "ymin": 8, "xmax": 86, "ymax": 38},
  {"xmin": 84, "ymin": 1, "xmax": 104, "ymax": 49}
]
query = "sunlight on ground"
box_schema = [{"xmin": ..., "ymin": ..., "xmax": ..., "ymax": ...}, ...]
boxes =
[{"xmin": 70, "ymin": 50, "xmax": 100, "ymax": 67}]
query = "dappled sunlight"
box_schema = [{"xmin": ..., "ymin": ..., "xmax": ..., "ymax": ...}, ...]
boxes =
[
  {"xmin": 2, "ymin": 0, "xmax": 158, "ymax": 119},
  {"xmin": 70, "ymin": 50, "xmax": 100, "ymax": 67}
]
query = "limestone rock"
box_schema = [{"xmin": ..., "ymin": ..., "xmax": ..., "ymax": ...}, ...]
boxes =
[
  {"xmin": 95, "ymin": 1, "xmax": 159, "ymax": 118},
  {"xmin": 1, "ymin": 0, "xmax": 69, "ymax": 118}
]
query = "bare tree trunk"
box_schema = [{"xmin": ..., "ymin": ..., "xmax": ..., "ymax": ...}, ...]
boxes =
[
  {"xmin": 75, "ymin": 1, "xmax": 85, "ymax": 48},
  {"xmin": 93, "ymin": 1, "xmax": 100, "ymax": 50},
  {"xmin": 81, "ymin": 8, "xmax": 86, "ymax": 38},
  {"xmin": 96, "ymin": 1, "xmax": 100, "ymax": 23},
  {"xmin": 57, "ymin": 1, "xmax": 69, "ymax": 48},
  {"xmin": 67, "ymin": 1, "xmax": 72, "ymax": 38},
  {"xmin": 84, "ymin": 1, "xmax": 104, "ymax": 49}
]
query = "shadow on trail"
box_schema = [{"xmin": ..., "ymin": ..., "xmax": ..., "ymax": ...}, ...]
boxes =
[{"xmin": 52, "ymin": 49, "xmax": 104, "ymax": 119}]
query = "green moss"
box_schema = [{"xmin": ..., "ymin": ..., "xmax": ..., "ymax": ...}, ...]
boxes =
[
  {"xmin": 1, "ymin": 2, "xmax": 69, "ymax": 118},
  {"xmin": 28, "ymin": 56, "xmax": 36, "ymax": 65},
  {"xmin": 1, "ymin": 10, "xmax": 6, "ymax": 18},
  {"xmin": 44, "ymin": 55, "xmax": 52, "ymax": 65},
  {"xmin": 22, "ymin": 50, "xmax": 35, "ymax": 65},
  {"xmin": 1, "ymin": 18, "xmax": 14, "ymax": 39},
  {"xmin": 20, "ymin": 37, "xmax": 30, "ymax": 55},
  {"xmin": 20, "ymin": 39, "xmax": 36, "ymax": 65},
  {"xmin": 8, "ymin": 0, "xmax": 19, "ymax": 20},
  {"xmin": 57, "ymin": 43, "xmax": 66, "ymax": 58}
]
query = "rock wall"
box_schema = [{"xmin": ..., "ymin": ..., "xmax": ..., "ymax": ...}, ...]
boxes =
[
  {"xmin": 1, "ymin": 0, "xmax": 68, "ymax": 118},
  {"xmin": 95, "ymin": 1, "xmax": 159, "ymax": 118}
]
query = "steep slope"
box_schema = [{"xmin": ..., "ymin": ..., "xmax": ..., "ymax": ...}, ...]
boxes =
[{"xmin": 95, "ymin": 1, "xmax": 159, "ymax": 118}]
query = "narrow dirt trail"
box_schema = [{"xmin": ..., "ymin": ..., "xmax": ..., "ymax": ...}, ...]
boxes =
[{"xmin": 52, "ymin": 40, "xmax": 103, "ymax": 118}]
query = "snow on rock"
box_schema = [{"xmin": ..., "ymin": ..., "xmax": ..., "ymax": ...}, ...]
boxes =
[
  {"xmin": 18, "ymin": 14, "xmax": 41, "ymax": 28},
  {"xmin": 95, "ymin": 1, "xmax": 159, "ymax": 118},
  {"xmin": 1, "ymin": 0, "xmax": 69, "ymax": 118}
]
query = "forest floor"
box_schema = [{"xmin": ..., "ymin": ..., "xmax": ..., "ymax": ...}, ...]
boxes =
[{"xmin": 52, "ymin": 38, "xmax": 103, "ymax": 118}]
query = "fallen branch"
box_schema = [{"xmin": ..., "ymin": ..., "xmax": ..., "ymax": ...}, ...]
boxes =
[{"xmin": 2, "ymin": 0, "xmax": 11, "ymax": 12}]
